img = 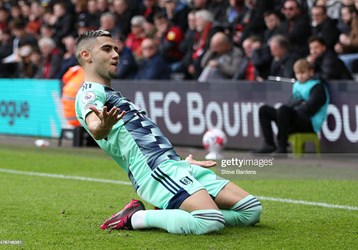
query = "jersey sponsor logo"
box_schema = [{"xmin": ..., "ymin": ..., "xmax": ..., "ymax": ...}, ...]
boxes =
[
  {"xmin": 179, "ymin": 176, "xmax": 193, "ymax": 185},
  {"xmin": 82, "ymin": 91, "xmax": 96, "ymax": 104}
]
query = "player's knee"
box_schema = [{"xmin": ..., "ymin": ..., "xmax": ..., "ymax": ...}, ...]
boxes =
[
  {"xmin": 191, "ymin": 210, "xmax": 225, "ymax": 235},
  {"xmin": 242, "ymin": 203, "xmax": 262, "ymax": 226}
]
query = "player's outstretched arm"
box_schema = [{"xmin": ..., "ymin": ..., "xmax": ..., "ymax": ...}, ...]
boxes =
[
  {"xmin": 185, "ymin": 154, "xmax": 217, "ymax": 168},
  {"xmin": 86, "ymin": 106, "xmax": 126, "ymax": 140}
]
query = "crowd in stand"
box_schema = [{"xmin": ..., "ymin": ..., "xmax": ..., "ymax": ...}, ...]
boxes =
[{"xmin": 0, "ymin": 0, "xmax": 357, "ymax": 82}]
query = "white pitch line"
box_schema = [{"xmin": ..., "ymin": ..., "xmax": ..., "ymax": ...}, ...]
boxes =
[
  {"xmin": 256, "ymin": 196, "xmax": 358, "ymax": 211},
  {"xmin": 0, "ymin": 168, "xmax": 132, "ymax": 186},
  {"xmin": 1, "ymin": 168, "xmax": 357, "ymax": 211}
]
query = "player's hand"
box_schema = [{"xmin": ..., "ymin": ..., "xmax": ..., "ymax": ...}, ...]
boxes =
[
  {"xmin": 185, "ymin": 154, "xmax": 217, "ymax": 168},
  {"xmin": 89, "ymin": 105, "xmax": 126, "ymax": 128}
]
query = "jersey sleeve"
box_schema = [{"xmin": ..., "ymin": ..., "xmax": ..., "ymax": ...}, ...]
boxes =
[{"xmin": 75, "ymin": 83, "xmax": 106, "ymax": 125}]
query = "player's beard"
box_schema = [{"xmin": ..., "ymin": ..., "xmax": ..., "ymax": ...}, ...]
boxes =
[{"xmin": 109, "ymin": 70, "xmax": 119, "ymax": 79}]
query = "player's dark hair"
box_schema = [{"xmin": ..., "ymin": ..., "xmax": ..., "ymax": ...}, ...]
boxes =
[
  {"xmin": 75, "ymin": 30, "xmax": 112, "ymax": 63},
  {"xmin": 76, "ymin": 30, "xmax": 112, "ymax": 48}
]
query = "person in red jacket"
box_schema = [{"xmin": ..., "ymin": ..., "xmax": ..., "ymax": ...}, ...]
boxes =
[{"xmin": 154, "ymin": 12, "xmax": 184, "ymax": 64}]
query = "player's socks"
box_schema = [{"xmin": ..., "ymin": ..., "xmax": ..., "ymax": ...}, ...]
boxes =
[
  {"xmin": 221, "ymin": 195, "xmax": 262, "ymax": 226},
  {"xmin": 132, "ymin": 209, "xmax": 224, "ymax": 234}
]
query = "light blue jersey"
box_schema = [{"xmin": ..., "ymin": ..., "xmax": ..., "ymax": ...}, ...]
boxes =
[
  {"xmin": 75, "ymin": 82, "xmax": 229, "ymax": 209},
  {"xmin": 75, "ymin": 82, "xmax": 180, "ymax": 187}
]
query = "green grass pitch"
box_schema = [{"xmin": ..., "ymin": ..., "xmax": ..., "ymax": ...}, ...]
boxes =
[{"xmin": 0, "ymin": 144, "xmax": 357, "ymax": 249}]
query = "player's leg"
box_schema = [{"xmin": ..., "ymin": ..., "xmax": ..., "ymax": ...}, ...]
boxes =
[
  {"xmin": 139, "ymin": 189, "xmax": 224, "ymax": 234},
  {"xmin": 130, "ymin": 161, "xmax": 225, "ymax": 234},
  {"xmin": 215, "ymin": 182, "xmax": 262, "ymax": 227},
  {"xmin": 188, "ymin": 164, "xmax": 262, "ymax": 227}
]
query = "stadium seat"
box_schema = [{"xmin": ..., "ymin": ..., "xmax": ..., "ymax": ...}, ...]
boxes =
[{"xmin": 288, "ymin": 133, "xmax": 321, "ymax": 158}]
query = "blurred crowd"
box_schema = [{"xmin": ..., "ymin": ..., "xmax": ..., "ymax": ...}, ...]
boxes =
[{"xmin": 0, "ymin": 0, "xmax": 357, "ymax": 82}]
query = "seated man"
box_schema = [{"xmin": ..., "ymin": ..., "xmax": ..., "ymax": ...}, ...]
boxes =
[
  {"xmin": 134, "ymin": 38, "xmax": 171, "ymax": 80},
  {"xmin": 254, "ymin": 59, "xmax": 329, "ymax": 154},
  {"xmin": 307, "ymin": 36, "xmax": 353, "ymax": 80},
  {"xmin": 198, "ymin": 32, "xmax": 243, "ymax": 82}
]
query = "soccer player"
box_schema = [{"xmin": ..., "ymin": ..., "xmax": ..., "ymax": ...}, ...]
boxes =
[{"xmin": 75, "ymin": 30, "xmax": 262, "ymax": 235}]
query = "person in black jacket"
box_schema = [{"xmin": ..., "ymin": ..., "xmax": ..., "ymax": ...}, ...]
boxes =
[
  {"xmin": 115, "ymin": 34, "xmax": 138, "ymax": 79},
  {"xmin": 268, "ymin": 34, "xmax": 297, "ymax": 79},
  {"xmin": 254, "ymin": 59, "xmax": 329, "ymax": 154},
  {"xmin": 277, "ymin": 0, "xmax": 311, "ymax": 57},
  {"xmin": 307, "ymin": 36, "xmax": 353, "ymax": 80},
  {"xmin": 310, "ymin": 5, "xmax": 340, "ymax": 50}
]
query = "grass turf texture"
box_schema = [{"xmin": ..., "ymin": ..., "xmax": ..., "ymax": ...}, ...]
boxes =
[{"xmin": 0, "ymin": 144, "xmax": 357, "ymax": 249}]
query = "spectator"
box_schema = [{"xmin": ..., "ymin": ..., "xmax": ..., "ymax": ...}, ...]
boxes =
[
  {"xmin": 57, "ymin": 35, "xmax": 79, "ymax": 79},
  {"xmin": 83, "ymin": 0, "xmax": 101, "ymax": 29},
  {"xmin": 189, "ymin": 9, "xmax": 224, "ymax": 78},
  {"xmin": 126, "ymin": 0, "xmax": 145, "ymax": 17},
  {"xmin": 307, "ymin": 36, "xmax": 353, "ymax": 80},
  {"xmin": 254, "ymin": 59, "xmax": 329, "ymax": 154},
  {"xmin": 26, "ymin": 1, "xmax": 45, "ymax": 36},
  {"xmin": 163, "ymin": 0, "xmax": 190, "ymax": 32},
  {"xmin": 2, "ymin": 20, "xmax": 38, "ymax": 77},
  {"xmin": 16, "ymin": 45, "xmax": 38, "ymax": 78},
  {"xmin": 141, "ymin": 0, "xmax": 163, "ymax": 25},
  {"xmin": 310, "ymin": 4, "xmax": 340, "ymax": 49},
  {"xmin": 173, "ymin": 10, "xmax": 197, "ymax": 78},
  {"xmin": 233, "ymin": 35, "xmax": 261, "ymax": 80},
  {"xmin": 97, "ymin": 0, "xmax": 110, "ymax": 14},
  {"xmin": 18, "ymin": 1, "xmax": 31, "ymax": 21},
  {"xmin": 143, "ymin": 16, "xmax": 157, "ymax": 38},
  {"xmin": 76, "ymin": 19, "xmax": 94, "ymax": 36},
  {"xmin": 192, "ymin": 0, "xmax": 211, "ymax": 10},
  {"xmin": 135, "ymin": 38, "xmax": 171, "ymax": 80},
  {"xmin": 40, "ymin": 23, "xmax": 55, "ymax": 39},
  {"xmin": 49, "ymin": 2, "xmax": 76, "ymax": 50},
  {"xmin": 0, "ymin": 7, "xmax": 11, "ymax": 32},
  {"xmin": 314, "ymin": 0, "xmax": 341, "ymax": 20},
  {"xmin": 99, "ymin": 12, "xmax": 121, "ymax": 39},
  {"xmin": 112, "ymin": 0, "xmax": 133, "ymax": 37},
  {"xmin": 154, "ymin": 12, "xmax": 184, "ymax": 65},
  {"xmin": 334, "ymin": 4, "xmax": 358, "ymax": 73},
  {"xmin": 114, "ymin": 34, "xmax": 138, "ymax": 79},
  {"xmin": 263, "ymin": 10, "xmax": 282, "ymax": 44},
  {"xmin": 277, "ymin": 0, "xmax": 311, "ymax": 57},
  {"xmin": 198, "ymin": 32, "xmax": 243, "ymax": 81},
  {"xmin": 225, "ymin": 0, "xmax": 249, "ymax": 32},
  {"xmin": 34, "ymin": 37, "xmax": 62, "ymax": 79},
  {"xmin": 268, "ymin": 34, "xmax": 297, "ymax": 79},
  {"xmin": 72, "ymin": 0, "xmax": 87, "ymax": 16},
  {"xmin": 237, "ymin": 0, "xmax": 267, "ymax": 46},
  {"xmin": 0, "ymin": 29, "xmax": 15, "ymax": 78},
  {"xmin": 10, "ymin": 20, "xmax": 38, "ymax": 49},
  {"xmin": 10, "ymin": 4, "xmax": 26, "ymax": 24},
  {"xmin": 337, "ymin": 1, "xmax": 356, "ymax": 33},
  {"xmin": 125, "ymin": 15, "xmax": 147, "ymax": 61},
  {"xmin": 208, "ymin": 0, "xmax": 229, "ymax": 24}
]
